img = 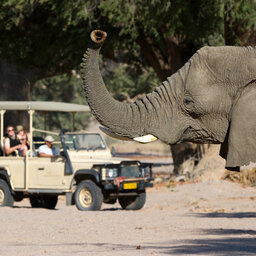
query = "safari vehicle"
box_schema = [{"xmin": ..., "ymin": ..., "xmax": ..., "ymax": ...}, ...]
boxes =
[{"xmin": 0, "ymin": 101, "xmax": 153, "ymax": 210}]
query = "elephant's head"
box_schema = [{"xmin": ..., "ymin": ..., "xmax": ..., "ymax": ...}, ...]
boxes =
[{"xmin": 81, "ymin": 30, "xmax": 256, "ymax": 168}]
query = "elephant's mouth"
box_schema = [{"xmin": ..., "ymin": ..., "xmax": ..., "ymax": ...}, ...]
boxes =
[
  {"xmin": 181, "ymin": 126, "xmax": 218, "ymax": 143},
  {"xmin": 181, "ymin": 126, "xmax": 193, "ymax": 141}
]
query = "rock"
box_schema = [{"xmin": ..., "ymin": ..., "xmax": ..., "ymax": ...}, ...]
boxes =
[
  {"xmin": 181, "ymin": 158, "xmax": 195, "ymax": 179},
  {"xmin": 175, "ymin": 175, "xmax": 186, "ymax": 182},
  {"xmin": 154, "ymin": 177, "xmax": 163, "ymax": 184}
]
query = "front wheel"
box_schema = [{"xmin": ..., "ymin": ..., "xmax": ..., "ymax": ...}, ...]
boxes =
[
  {"xmin": 0, "ymin": 179, "xmax": 14, "ymax": 207},
  {"xmin": 74, "ymin": 180, "xmax": 103, "ymax": 211},
  {"xmin": 119, "ymin": 191, "xmax": 146, "ymax": 210},
  {"xmin": 29, "ymin": 196, "xmax": 58, "ymax": 209}
]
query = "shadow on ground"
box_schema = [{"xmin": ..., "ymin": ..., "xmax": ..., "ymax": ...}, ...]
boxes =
[
  {"xmin": 40, "ymin": 231, "xmax": 256, "ymax": 255},
  {"xmin": 189, "ymin": 212, "xmax": 256, "ymax": 218},
  {"xmin": 167, "ymin": 212, "xmax": 256, "ymax": 255},
  {"xmin": 10, "ymin": 211, "xmax": 255, "ymax": 255},
  {"xmin": 12, "ymin": 205, "xmax": 59, "ymax": 210},
  {"xmin": 102, "ymin": 207, "xmax": 121, "ymax": 211},
  {"xmin": 199, "ymin": 228, "xmax": 256, "ymax": 236},
  {"xmin": 87, "ymin": 233, "xmax": 256, "ymax": 255},
  {"xmin": 167, "ymin": 236, "xmax": 256, "ymax": 255}
]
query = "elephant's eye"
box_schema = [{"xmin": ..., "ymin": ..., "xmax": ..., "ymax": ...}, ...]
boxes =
[
  {"xmin": 184, "ymin": 97, "xmax": 193, "ymax": 106},
  {"xmin": 183, "ymin": 96, "xmax": 201, "ymax": 118}
]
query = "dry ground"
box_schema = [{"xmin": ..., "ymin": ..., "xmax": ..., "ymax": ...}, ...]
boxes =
[
  {"xmin": 1, "ymin": 180, "xmax": 256, "ymax": 256},
  {"xmin": 1, "ymin": 122, "xmax": 256, "ymax": 255}
]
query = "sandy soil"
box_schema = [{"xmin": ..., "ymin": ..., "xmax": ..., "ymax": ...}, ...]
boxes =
[
  {"xmin": 1, "ymin": 180, "xmax": 256, "ymax": 256},
  {"xmin": 1, "ymin": 121, "xmax": 255, "ymax": 255}
]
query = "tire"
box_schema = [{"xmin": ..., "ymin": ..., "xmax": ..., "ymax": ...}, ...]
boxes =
[
  {"xmin": 14, "ymin": 192, "xmax": 24, "ymax": 202},
  {"xmin": 119, "ymin": 191, "xmax": 146, "ymax": 210},
  {"xmin": 29, "ymin": 196, "xmax": 58, "ymax": 209},
  {"xmin": 74, "ymin": 180, "xmax": 103, "ymax": 211},
  {"xmin": 0, "ymin": 179, "xmax": 14, "ymax": 207},
  {"xmin": 30, "ymin": 197, "xmax": 42, "ymax": 208}
]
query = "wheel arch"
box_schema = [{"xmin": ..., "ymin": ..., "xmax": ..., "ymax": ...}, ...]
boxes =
[
  {"xmin": 0, "ymin": 169, "xmax": 12, "ymax": 190},
  {"xmin": 73, "ymin": 169, "xmax": 100, "ymax": 187}
]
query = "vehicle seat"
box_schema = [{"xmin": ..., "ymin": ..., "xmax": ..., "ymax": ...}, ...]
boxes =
[{"xmin": 33, "ymin": 137, "xmax": 45, "ymax": 150}]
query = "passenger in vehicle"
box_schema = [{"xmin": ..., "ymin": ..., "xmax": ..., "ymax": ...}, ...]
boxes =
[
  {"xmin": 4, "ymin": 125, "xmax": 22, "ymax": 156},
  {"xmin": 16, "ymin": 125, "xmax": 30, "ymax": 156},
  {"xmin": 16, "ymin": 125, "xmax": 30, "ymax": 144},
  {"xmin": 38, "ymin": 135, "xmax": 57, "ymax": 157},
  {"xmin": 18, "ymin": 137, "xmax": 29, "ymax": 157}
]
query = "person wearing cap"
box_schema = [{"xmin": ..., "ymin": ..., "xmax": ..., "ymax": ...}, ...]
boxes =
[
  {"xmin": 38, "ymin": 135, "xmax": 57, "ymax": 157},
  {"xmin": 16, "ymin": 125, "xmax": 24, "ymax": 139},
  {"xmin": 16, "ymin": 125, "xmax": 30, "ymax": 156}
]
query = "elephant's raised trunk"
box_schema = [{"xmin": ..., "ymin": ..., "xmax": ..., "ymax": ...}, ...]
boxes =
[
  {"xmin": 90, "ymin": 30, "xmax": 107, "ymax": 47},
  {"xmin": 81, "ymin": 30, "xmax": 190, "ymax": 143},
  {"xmin": 81, "ymin": 30, "xmax": 147, "ymax": 139}
]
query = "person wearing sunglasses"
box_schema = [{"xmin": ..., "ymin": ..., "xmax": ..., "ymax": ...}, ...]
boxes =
[{"xmin": 4, "ymin": 125, "xmax": 22, "ymax": 156}]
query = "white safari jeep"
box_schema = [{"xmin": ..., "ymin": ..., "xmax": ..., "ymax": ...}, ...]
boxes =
[{"xmin": 0, "ymin": 101, "xmax": 153, "ymax": 210}]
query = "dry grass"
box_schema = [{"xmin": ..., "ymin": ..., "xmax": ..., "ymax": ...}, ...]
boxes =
[{"xmin": 223, "ymin": 168, "xmax": 256, "ymax": 187}]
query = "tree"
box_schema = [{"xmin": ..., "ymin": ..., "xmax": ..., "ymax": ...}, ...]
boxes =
[
  {"xmin": 0, "ymin": 0, "xmax": 93, "ymax": 126},
  {"xmin": 223, "ymin": 0, "xmax": 256, "ymax": 46},
  {"xmin": 98, "ymin": 0, "xmax": 223, "ymax": 174},
  {"xmin": 32, "ymin": 73, "xmax": 91, "ymax": 132},
  {"xmin": 97, "ymin": 0, "xmax": 256, "ymax": 174},
  {"xmin": 1, "ymin": 0, "xmax": 256, "ymax": 174}
]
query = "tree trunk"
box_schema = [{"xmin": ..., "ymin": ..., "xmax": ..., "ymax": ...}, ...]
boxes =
[{"xmin": 0, "ymin": 59, "xmax": 38, "ymax": 130}]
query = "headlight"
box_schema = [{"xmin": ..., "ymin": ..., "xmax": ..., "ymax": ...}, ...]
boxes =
[
  {"xmin": 106, "ymin": 168, "xmax": 118, "ymax": 179},
  {"xmin": 101, "ymin": 168, "xmax": 106, "ymax": 180}
]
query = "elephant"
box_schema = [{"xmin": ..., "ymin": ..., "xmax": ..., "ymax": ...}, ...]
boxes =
[{"xmin": 80, "ymin": 30, "xmax": 256, "ymax": 169}]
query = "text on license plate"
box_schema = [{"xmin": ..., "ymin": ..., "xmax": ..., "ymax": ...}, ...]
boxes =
[{"xmin": 123, "ymin": 183, "xmax": 137, "ymax": 189}]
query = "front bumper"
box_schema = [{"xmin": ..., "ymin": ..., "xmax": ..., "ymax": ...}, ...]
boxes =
[{"xmin": 103, "ymin": 180, "xmax": 153, "ymax": 191}]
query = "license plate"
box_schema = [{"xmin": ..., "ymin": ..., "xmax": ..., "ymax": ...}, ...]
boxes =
[{"xmin": 123, "ymin": 182, "xmax": 137, "ymax": 189}]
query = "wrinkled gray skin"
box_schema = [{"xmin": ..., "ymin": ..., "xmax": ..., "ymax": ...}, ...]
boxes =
[{"xmin": 81, "ymin": 30, "xmax": 256, "ymax": 168}]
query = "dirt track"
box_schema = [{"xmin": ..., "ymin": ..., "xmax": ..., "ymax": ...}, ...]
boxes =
[{"xmin": 1, "ymin": 180, "xmax": 256, "ymax": 256}]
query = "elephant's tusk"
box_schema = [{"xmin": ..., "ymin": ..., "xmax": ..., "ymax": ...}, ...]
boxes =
[
  {"xmin": 133, "ymin": 134, "xmax": 158, "ymax": 143},
  {"xmin": 99, "ymin": 126, "xmax": 133, "ymax": 141},
  {"xmin": 100, "ymin": 126, "xmax": 158, "ymax": 143}
]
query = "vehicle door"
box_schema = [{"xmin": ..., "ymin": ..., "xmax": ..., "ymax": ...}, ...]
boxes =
[
  {"xmin": 0, "ymin": 157, "xmax": 26, "ymax": 189},
  {"xmin": 28, "ymin": 156, "xmax": 67, "ymax": 189}
]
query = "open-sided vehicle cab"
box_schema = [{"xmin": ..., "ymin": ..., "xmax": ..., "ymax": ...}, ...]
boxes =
[{"xmin": 0, "ymin": 101, "xmax": 153, "ymax": 210}]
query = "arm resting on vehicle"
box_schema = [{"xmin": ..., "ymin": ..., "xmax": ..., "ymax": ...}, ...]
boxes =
[
  {"xmin": 4, "ymin": 138, "xmax": 21, "ymax": 155},
  {"xmin": 39, "ymin": 152, "xmax": 56, "ymax": 158}
]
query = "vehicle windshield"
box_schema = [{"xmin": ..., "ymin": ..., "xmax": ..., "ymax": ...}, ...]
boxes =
[{"xmin": 63, "ymin": 134, "xmax": 106, "ymax": 151}]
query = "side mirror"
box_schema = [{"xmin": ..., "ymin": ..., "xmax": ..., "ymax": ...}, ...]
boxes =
[{"xmin": 111, "ymin": 146, "xmax": 116, "ymax": 156}]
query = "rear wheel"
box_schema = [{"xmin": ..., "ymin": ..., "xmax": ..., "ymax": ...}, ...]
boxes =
[
  {"xmin": 14, "ymin": 192, "xmax": 24, "ymax": 202},
  {"xmin": 0, "ymin": 179, "xmax": 14, "ymax": 207},
  {"xmin": 74, "ymin": 180, "xmax": 103, "ymax": 211},
  {"xmin": 119, "ymin": 191, "xmax": 146, "ymax": 210},
  {"xmin": 29, "ymin": 196, "xmax": 58, "ymax": 209}
]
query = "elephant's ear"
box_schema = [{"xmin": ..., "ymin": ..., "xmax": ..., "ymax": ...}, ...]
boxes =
[{"xmin": 220, "ymin": 83, "xmax": 256, "ymax": 167}]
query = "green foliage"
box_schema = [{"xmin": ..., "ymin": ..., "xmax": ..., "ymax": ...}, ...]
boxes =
[
  {"xmin": 1, "ymin": 0, "xmax": 256, "ymax": 131},
  {"xmin": 0, "ymin": 0, "xmax": 93, "ymax": 76},
  {"xmin": 100, "ymin": 0, "xmax": 256, "ymax": 50},
  {"xmin": 224, "ymin": 0, "xmax": 256, "ymax": 28},
  {"xmin": 222, "ymin": 0, "xmax": 256, "ymax": 45},
  {"xmin": 32, "ymin": 72, "xmax": 90, "ymax": 132},
  {"xmin": 100, "ymin": 0, "xmax": 224, "ymax": 47},
  {"xmin": 103, "ymin": 61, "xmax": 160, "ymax": 100}
]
